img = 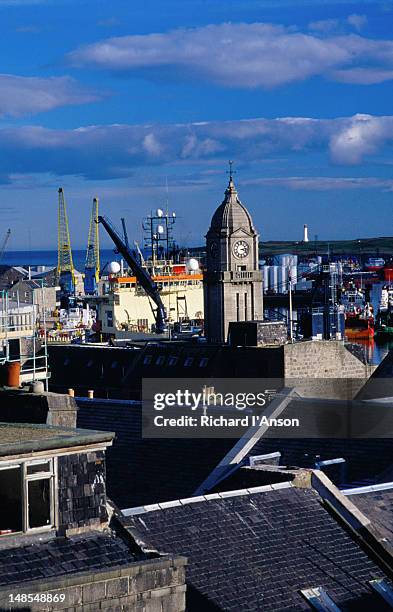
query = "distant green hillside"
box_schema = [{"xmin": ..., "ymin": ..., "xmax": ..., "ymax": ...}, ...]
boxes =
[
  {"xmin": 259, "ymin": 237, "xmax": 393, "ymax": 257},
  {"xmin": 189, "ymin": 237, "xmax": 393, "ymax": 259}
]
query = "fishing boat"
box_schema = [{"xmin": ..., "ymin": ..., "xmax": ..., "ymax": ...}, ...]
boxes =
[
  {"xmin": 344, "ymin": 304, "xmax": 375, "ymax": 340},
  {"xmin": 341, "ymin": 287, "xmax": 374, "ymax": 339}
]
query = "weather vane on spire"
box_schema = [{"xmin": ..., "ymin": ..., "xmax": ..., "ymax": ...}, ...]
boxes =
[{"xmin": 227, "ymin": 160, "xmax": 236, "ymax": 182}]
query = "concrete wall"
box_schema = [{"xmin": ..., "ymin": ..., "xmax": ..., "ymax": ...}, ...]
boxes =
[
  {"xmin": 284, "ymin": 340, "xmax": 375, "ymax": 399},
  {"xmin": 0, "ymin": 556, "xmax": 187, "ymax": 611}
]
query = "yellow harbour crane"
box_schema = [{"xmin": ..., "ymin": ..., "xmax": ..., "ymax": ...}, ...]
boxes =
[
  {"xmin": 57, "ymin": 187, "xmax": 76, "ymax": 295},
  {"xmin": 84, "ymin": 197, "xmax": 100, "ymax": 295}
]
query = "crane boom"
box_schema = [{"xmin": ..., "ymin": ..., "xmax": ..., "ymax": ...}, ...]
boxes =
[
  {"xmin": 57, "ymin": 187, "xmax": 75, "ymax": 294},
  {"xmin": 84, "ymin": 197, "xmax": 100, "ymax": 295},
  {"xmin": 98, "ymin": 215, "xmax": 167, "ymax": 333},
  {"xmin": 121, "ymin": 217, "xmax": 129, "ymax": 249}
]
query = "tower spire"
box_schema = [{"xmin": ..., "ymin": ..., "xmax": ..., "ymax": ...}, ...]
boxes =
[
  {"xmin": 226, "ymin": 160, "xmax": 237, "ymax": 193},
  {"xmin": 227, "ymin": 159, "xmax": 236, "ymax": 182}
]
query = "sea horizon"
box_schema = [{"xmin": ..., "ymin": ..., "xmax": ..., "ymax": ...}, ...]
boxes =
[{"xmin": 1, "ymin": 249, "xmax": 118, "ymax": 272}]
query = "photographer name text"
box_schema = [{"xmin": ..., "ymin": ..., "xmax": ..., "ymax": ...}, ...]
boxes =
[{"xmin": 153, "ymin": 414, "xmax": 300, "ymax": 428}]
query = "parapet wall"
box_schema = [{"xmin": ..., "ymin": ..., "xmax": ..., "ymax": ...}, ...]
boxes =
[
  {"xmin": 0, "ymin": 556, "xmax": 187, "ymax": 611},
  {"xmin": 284, "ymin": 340, "xmax": 375, "ymax": 399}
]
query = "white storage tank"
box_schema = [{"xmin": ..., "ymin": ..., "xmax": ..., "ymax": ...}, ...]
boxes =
[
  {"xmin": 263, "ymin": 266, "xmax": 270, "ymax": 292},
  {"xmin": 279, "ymin": 266, "xmax": 288, "ymax": 294},
  {"xmin": 269, "ymin": 266, "xmax": 279, "ymax": 293}
]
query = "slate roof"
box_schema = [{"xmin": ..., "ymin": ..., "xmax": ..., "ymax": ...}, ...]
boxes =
[
  {"xmin": 12, "ymin": 279, "xmax": 42, "ymax": 291},
  {"xmin": 345, "ymin": 483, "xmax": 393, "ymax": 547},
  {"xmin": 247, "ymin": 436, "xmax": 393, "ymax": 488},
  {"xmin": 48, "ymin": 342, "xmax": 284, "ymax": 398},
  {"xmin": 76, "ymin": 399, "xmax": 235, "ymax": 509},
  {"xmin": 76, "ymin": 392, "xmax": 393, "ymax": 510},
  {"xmin": 239, "ymin": 396, "xmax": 393, "ymax": 488},
  {"xmin": 0, "ymin": 531, "xmax": 139, "ymax": 586},
  {"xmin": 122, "ymin": 484, "xmax": 389, "ymax": 611}
]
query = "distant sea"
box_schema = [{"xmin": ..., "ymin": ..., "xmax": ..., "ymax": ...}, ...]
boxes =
[{"xmin": 2, "ymin": 250, "xmax": 118, "ymax": 272}]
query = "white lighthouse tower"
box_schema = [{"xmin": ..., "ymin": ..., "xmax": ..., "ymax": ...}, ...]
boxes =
[{"xmin": 303, "ymin": 224, "xmax": 309, "ymax": 243}]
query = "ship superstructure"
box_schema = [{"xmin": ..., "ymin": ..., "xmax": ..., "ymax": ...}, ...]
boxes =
[{"xmin": 94, "ymin": 209, "xmax": 204, "ymax": 338}]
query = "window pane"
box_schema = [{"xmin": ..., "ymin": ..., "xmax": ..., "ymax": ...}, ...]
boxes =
[
  {"xmin": 28, "ymin": 479, "xmax": 51, "ymax": 529},
  {"xmin": 0, "ymin": 468, "xmax": 22, "ymax": 534},
  {"xmin": 27, "ymin": 462, "xmax": 51, "ymax": 475}
]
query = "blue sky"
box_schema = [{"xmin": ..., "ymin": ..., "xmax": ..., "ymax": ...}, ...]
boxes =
[{"xmin": 1, "ymin": 0, "xmax": 393, "ymax": 249}]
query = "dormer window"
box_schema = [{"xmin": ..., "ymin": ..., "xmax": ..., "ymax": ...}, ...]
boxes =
[{"xmin": 0, "ymin": 458, "xmax": 55, "ymax": 536}]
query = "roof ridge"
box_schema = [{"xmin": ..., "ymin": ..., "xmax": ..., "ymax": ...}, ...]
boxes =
[
  {"xmin": 121, "ymin": 481, "xmax": 293, "ymax": 517},
  {"xmin": 341, "ymin": 481, "xmax": 393, "ymax": 496}
]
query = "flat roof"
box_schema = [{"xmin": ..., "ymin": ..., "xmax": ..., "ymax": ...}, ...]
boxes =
[{"xmin": 0, "ymin": 423, "xmax": 115, "ymax": 457}]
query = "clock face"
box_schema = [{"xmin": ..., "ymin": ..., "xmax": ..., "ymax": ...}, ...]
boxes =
[
  {"xmin": 210, "ymin": 241, "xmax": 218, "ymax": 258},
  {"xmin": 233, "ymin": 240, "xmax": 249, "ymax": 259}
]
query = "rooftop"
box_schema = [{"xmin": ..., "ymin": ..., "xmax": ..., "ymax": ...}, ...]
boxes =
[
  {"xmin": 0, "ymin": 423, "xmax": 114, "ymax": 457},
  {"xmin": 208, "ymin": 178, "xmax": 256, "ymax": 236},
  {"xmin": 344, "ymin": 482, "xmax": 393, "ymax": 548},
  {"xmin": 75, "ymin": 391, "xmax": 393, "ymax": 509},
  {"xmin": 122, "ymin": 483, "xmax": 390, "ymax": 611},
  {"xmin": 76, "ymin": 399, "xmax": 235, "ymax": 508},
  {"xmin": 0, "ymin": 530, "xmax": 140, "ymax": 587}
]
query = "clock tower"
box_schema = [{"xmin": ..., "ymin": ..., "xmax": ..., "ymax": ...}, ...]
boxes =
[{"xmin": 204, "ymin": 171, "xmax": 264, "ymax": 343}]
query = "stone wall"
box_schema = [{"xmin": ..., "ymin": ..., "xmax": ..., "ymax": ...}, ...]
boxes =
[
  {"xmin": 58, "ymin": 451, "xmax": 108, "ymax": 534},
  {"xmin": 284, "ymin": 340, "xmax": 375, "ymax": 399},
  {"xmin": 0, "ymin": 389, "xmax": 77, "ymax": 428},
  {"xmin": 228, "ymin": 321, "xmax": 287, "ymax": 347},
  {"xmin": 0, "ymin": 556, "xmax": 187, "ymax": 611}
]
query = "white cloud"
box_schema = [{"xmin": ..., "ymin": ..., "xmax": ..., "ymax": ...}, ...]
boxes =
[
  {"xmin": 245, "ymin": 176, "xmax": 393, "ymax": 191},
  {"xmin": 68, "ymin": 22, "xmax": 393, "ymax": 88},
  {"xmin": 0, "ymin": 74, "xmax": 99, "ymax": 118},
  {"xmin": 332, "ymin": 67, "xmax": 393, "ymax": 84},
  {"xmin": 142, "ymin": 133, "xmax": 162, "ymax": 156},
  {"xmin": 0, "ymin": 114, "xmax": 392, "ymax": 181},
  {"xmin": 329, "ymin": 114, "xmax": 390, "ymax": 164},
  {"xmin": 347, "ymin": 14, "xmax": 368, "ymax": 31}
]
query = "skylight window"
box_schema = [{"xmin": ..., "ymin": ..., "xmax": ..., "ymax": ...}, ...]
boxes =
[
  {"xmin": 300, "ymin": 587, "xmax": 341, "ymax": 611},
  {"xmin": 370, "ymin": 579, "xmax": 393, "ymax": 607}
]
